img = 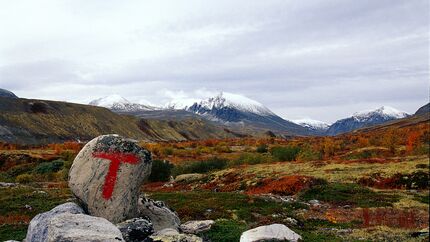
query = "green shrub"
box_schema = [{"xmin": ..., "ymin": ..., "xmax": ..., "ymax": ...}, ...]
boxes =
[
  {"xmin": 15, "ymin": 173, "xmax": 34, "ymax": 183},
  {"xmin": 256, "ymin": 144, "xmax": 268, "ymax": 153},
  {"xmin": 173, "ymin": 157, "xmax": 228, "ymax": 176},
  {"xmin": 33, "ymin": 160, "xmax": 64, "ymax": 174},
  {"xmin": 149, "ymin": 160, "xmax": 174, "ymax": 182},
  {"xmin": 297, "ymin": 147, "xmax": 321, "ymax": 161},
  {"xmin": 233, "ymin": 153, "xmax": 272, "ymax": 165},
  {"xmin": 270, "ymin": 146, "xmax": 300, "ymax": 162},
  {"xmin": 162, "ymin": 147, "xmax": 174, "ymax": 156}
]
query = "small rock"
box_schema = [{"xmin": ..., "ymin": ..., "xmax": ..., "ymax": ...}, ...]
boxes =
[
  {"xmin": 46, "ymin": 213, "xmax": 124, "ymax": 242},
  {"xmin": 180, "ymin": 220, "xmax": 214, "ymax": 234},
  {"xmin": 174, "ymin": 173, "xmax": 206, "ymax": 183},
  {"xmin": 24, "ymin": 204, "xmax": 32, "ymax": 210},
  {"xmin": 0, "ymin": 182, "xmax": 17, "ymax": 187},
  {"xmin": 138, "ymin": 196, "xmax": 180, "ymax": 231},
  {"xmin": 148, "ymin": 233, "xmax": 203, "ymax": 242},
  {"xmin": 32, "ymin": 190, "xmax": 48, "ymax": 195},
  {"xmin": 240, "ymin": 224, "xmax": 302, "ymax": 242},
  {"xmin": 68, "ymin": 134, "xmax": 152, "ymax": 223},
  {"xmin": 25, "ymin": 202, "xmax": 85, "ymax": 242},
  {"xmin": 153, "ymin": 228, "xmax": 180, "ymax": 236},
  {"xmin": 285, "ymin": 217, "xmax": 298, "ymax": 225},
  {"xmin": 308, "ymin": 199, "xmax": 320, "ymax": 206},
  {"xmin": 116, "ymin": 217, "xmax": 154, "ymax": 242}
]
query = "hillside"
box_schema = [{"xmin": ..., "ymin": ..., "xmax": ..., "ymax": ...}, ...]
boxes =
[{"xmin": 0, "ymin": 97, "xmax": 238, "ymax": 144}]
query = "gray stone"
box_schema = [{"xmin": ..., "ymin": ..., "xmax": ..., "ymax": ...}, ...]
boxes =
[
  {"xmin": 46, "ymin": 213, "xmax": 124, "ymax": 242},
  {"xmin": 0, "ymin": 182, "xmax": 17, "ymax": 187},
  {"xmin": 180, "ymin": 220, "xmax": 214, "ymax": 234},
  {"xmin": 153, "ymin": 228, "xmax": 180, "ymax": 236},
  {"xmin": 138, "ymin": 196, "xmax": 180, "ymax": 231},
  {"xmin": 148, "ymin": 233, "xmax": 203, "ymax": 242},
  {"xmin": 116, "ymin": 217, "xmax": 154, "ymax": 242},
  {"xmin": 69, "ymin": 134, "xmax": 152, "ymax": 223},
  {"xmin": 174, "ymin": 173, "xmax": 206, "ymax": 183},
  {"xmin": 25, "ymin": 202, "xmax": 85, "ymax": 242},
  {"xmin": 240, "ymin": 224, "xmax": 302, "ymax": 242}
]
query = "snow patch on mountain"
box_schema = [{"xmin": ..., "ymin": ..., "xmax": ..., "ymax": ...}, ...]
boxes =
[
  {"xmin": 352, "ymin": 106, "xmax": 408, "ymax": 121},
  {"xmin": 189, "ymin": 92, "xmax": 275, "ymax": 116},
  {"xmin": 165, "ymin": 98, "xmax": 200, "ymax": 110},
  {"xmin": 89, "ymin": 94, "xmax": 158, "ymax": 112},
  {"xmin": 293, "ymin": 118, "xmax": 330, "ymax": 130}
]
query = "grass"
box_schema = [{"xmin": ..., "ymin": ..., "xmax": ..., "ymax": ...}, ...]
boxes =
[
  {"xmin": 202, "ymin": 219, "xmax": 247, "ymax": 242},
  {"xmin": 299, "ymin": 183, "xmax": 400, "ymax": 207},
  {"xmin": 231, "ymin": 155, "xmax": 429, "ymax": 183},
  {"xmin": 0, "ymin": 186, "xmax": 72, "ymax": 241}
]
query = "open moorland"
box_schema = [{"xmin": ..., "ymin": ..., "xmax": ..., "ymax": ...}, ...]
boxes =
[{"xmin": 0, "ymin": 119, "xmax": 429, "ymax": 241}]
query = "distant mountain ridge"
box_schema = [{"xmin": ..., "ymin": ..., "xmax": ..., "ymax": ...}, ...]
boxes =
[
  {"xmin": 89, "ymin": 94, "xmax": 158, "ymax": 112},
  {"xmin": 326, "ymin": 106, "xmax": 409, "ymax": 135},
  {"xmin": 415, "ymin": 103, "xmax": 429, "ymax": 116},
  {"xmin": 185, "ymin": 92, "xmax": 313, "ymax": 136},
  {"xmin": 293, "ymin": 119, "xmax": 330, "ymax": 132},
  {"xmin": 0, "ymin": 88, "xmax": 17, "ymax": 98}
]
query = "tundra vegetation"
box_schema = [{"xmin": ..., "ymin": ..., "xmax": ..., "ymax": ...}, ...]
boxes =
[{"xmin": 0, "ymin": 122, "xmax": 428, "ymax": 241}]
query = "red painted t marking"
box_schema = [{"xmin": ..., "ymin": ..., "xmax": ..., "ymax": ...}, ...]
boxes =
[{"xmin": 92, "ymin": 152, "xmax": 139, "ymax": 200}]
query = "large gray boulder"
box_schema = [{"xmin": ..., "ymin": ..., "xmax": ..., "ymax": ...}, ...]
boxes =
[
  {"xmin": 46, "ymin": 213, "xmax": 124, "ymax": 242},
  {"xmin": 69, "ymin": 135, "xmax": 152, "ymax": 223},
  {"xmin": 240, "ymin": 224, "xmax": 302, "ymax": 242},
  {"xmin": 138, "ymin": 196, "xmax": 180, "ymax": 231},
  {"xmin": 116, "ymin": 217, "xmax": 154, "ymax": 242},
  {"xmin": 25, "ymin": 202, "xmax": 84, "ymax": 242}
]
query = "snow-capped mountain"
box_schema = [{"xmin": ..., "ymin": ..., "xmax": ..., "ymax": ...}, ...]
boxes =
[
  {"xmin": 293, "ymin": 118, "xmax": 330, "ymax": 131},
  {"xmin": 180, "ymin": 92, "xmax": 313, "ymax": 135},
  {"xmin": 187, "ymin": 92, "xmax": 275, "ymax": 117},
  {"xmin": 89, "ymin": 94, "xmax": 158, "ymax": 112},
  {"xmin": 326, "ymin": 106, "xmax": 409, "ymax": 135}
]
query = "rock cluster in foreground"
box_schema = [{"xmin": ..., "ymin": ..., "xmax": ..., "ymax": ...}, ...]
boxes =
[{"xmin": 23, "ymin": 134, "xmax": 301, "ymax": 242}]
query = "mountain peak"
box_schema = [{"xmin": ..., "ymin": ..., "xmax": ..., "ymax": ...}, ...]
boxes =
[
  {"xmin": 293, "ymin": 118, "xmax": 330, "ymax": 130},
  {"xmin": 353, "ymin": 106, "xmax": 408, "ymax": 121},
  {"xmin": 89, "ymin": 94, "xmax": 130, "ymax": 107},
  {"xmin": 89, "ymin": 94, "xmax": 157, "ymax": 112},
  {"xmin": 194, "ymin": 92, "xmax": 274, "ymax": 116}
]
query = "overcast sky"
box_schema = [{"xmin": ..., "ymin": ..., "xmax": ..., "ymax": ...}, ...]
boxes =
[{"xmin": 0, "ymin": 0, "xmax": 428, "ymax": 123}]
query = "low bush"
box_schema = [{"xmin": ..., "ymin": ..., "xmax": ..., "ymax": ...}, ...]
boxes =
[
  {"xmin": 256, "ymin": 144, "xmax": 268, "ymax": 153},
  {"xmin": 15, "ymin": 173, "xmax": 34, "ymax": 183},
  {"xmin": 233, "ymin": 153, "xmax": 272, "ymax": 166},
  {"xmin": 149, "ymin": 160, "xmax": 174, "ymax": 182},
  {"xmin": 270, "ymin": 146, "xmax": 300, "ymax": 162},
  {"xmin": 172, "ymin": 157, "xmax": 228, "ymax": 176},
  {"xmin": 358, "ymin": 171, "xmax": 429, "ymax": 190},
  {"xmin": 33, "ymin": 160, "xmax": 64, "ymax": 174},
  {"xmin": 297, "ymin": 147, "xmax": 321, "ymax": 161}
]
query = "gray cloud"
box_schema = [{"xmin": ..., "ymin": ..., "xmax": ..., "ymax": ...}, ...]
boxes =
[{"xmin": 0, "ymin": 0, "xmax": 428, "ymax": 122}]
